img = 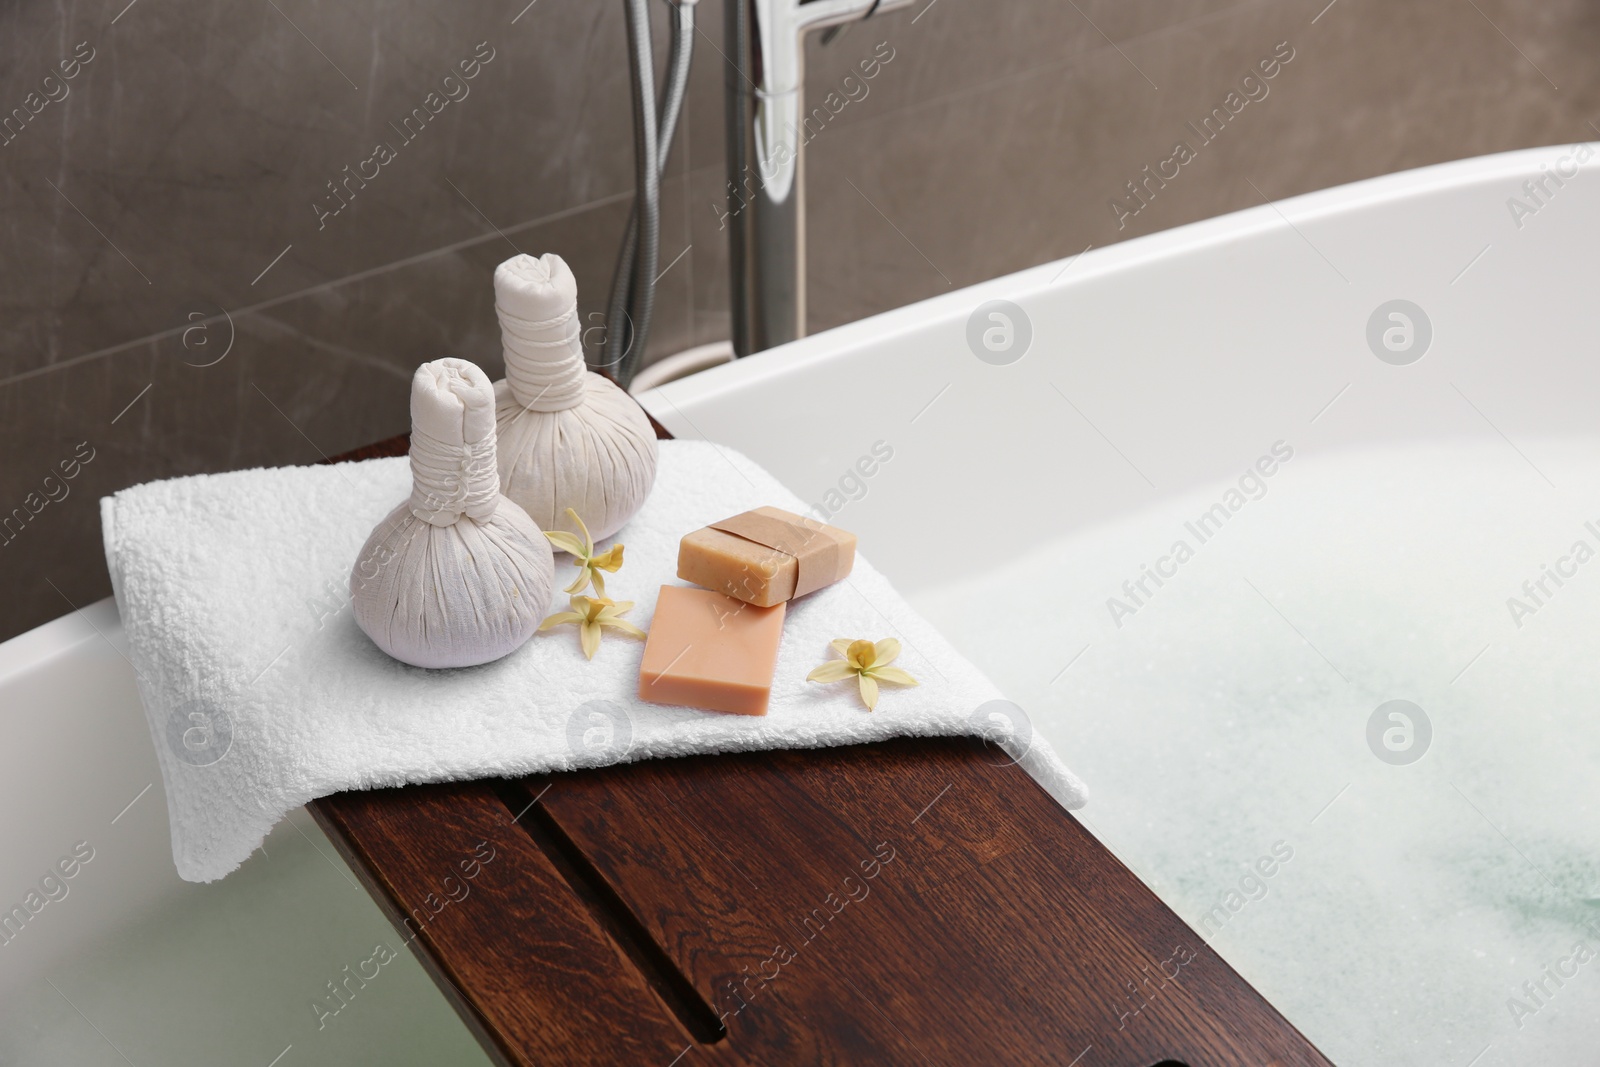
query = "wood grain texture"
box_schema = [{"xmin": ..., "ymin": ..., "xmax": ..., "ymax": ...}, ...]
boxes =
[
  {"xmin": 311, "ymin": 783, "xmax": 720, "ymax": 1067},
  {"xmin": 524, "ymin": 739, "xmax": 1331, "ymax": 1067},
  {"xmin": 310, "ymin": 428, "xmax": 1332, "ymax": 1066}
]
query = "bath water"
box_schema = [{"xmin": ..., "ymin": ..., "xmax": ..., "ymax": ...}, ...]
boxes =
[{"xmin": 911, "ymin": 440, "xmax": 1600, "ymax": 1067}]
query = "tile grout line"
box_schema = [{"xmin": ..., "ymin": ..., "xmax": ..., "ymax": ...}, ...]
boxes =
[{"xmin": 1, "ymin": 189, "xmax": 635, "ymax": 392}]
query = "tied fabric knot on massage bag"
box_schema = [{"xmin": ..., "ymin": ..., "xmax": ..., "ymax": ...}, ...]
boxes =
[{"xmin": 100, "ymin": 441, "xmax": 1087, "ymax": 882}]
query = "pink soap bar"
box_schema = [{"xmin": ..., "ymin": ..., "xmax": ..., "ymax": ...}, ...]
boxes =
[{"xmin": 637, "ymin": 586, "xmax": 786, "ymax": 716}]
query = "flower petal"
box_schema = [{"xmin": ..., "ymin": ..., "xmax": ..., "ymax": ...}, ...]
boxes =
[
  {"xmin": 830, "ymin": 638, "xmax": 855, "ymax": 658},
  {"xmin": 807, "ymin": 662, "xmax": 855, "ymax": 683},
  {"xmin": 539, "ymin": 612, "xmax": 583, "ymax": 631},
  {"xmin": 599, "ymin": 618, "xmax": 647, "ymax": 640},
  {"xmin": 847, "ymin": 639, "xmax": 877, "ymax": 669},
  {"xmin": 563, "ymin": 570, "xmax": 592, "ymax": 595},
  {"xmin": 593, "ymin": 545, "xmax": 625, "ymax": 571},
  {"xmin": 579, "ymin": 620, "xmax": 601, "ymax": 659},
  {"xmin": 869, "ymin": 666, "xmax": 918, "ymax": 687},
  {"xmin": 873, "ymin": 638, "xmax": 901, "ymax": 667},
  {"xmin": 589, "ymin": 570, "xmax": 606, "ymax": 599},
  {"xmin": 544, "ymin": 531, "xmax": 587, "ymax": 557},
  {"xmin": 565, "ymin": 507, "xmax": 594, "ymax": 554},
  {"xmin": 858, "ymin": 673, "xmax": 879, "ymax": 710}
]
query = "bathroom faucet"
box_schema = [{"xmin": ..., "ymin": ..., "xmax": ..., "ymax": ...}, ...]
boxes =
[{"xmin": 725, "ymin": 0, "xmax": 914, "ymax": 356}]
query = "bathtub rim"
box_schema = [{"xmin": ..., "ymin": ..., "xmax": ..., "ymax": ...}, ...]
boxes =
[
  {"xmin": 0, "ymin": 593, "xmax": 118, "ymax": 688},
  {"xmin": 638, "ymin": 141, "xmax": 1598, "ymax": 428}
]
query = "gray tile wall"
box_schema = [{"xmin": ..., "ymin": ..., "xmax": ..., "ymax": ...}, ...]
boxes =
[{"xmin": 2, "ymin": 0, "xmax": 1597, "ymax": 640}]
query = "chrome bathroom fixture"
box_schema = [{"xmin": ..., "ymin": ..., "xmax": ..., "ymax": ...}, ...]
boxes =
[
  {"xmin": 607, "ymin": 0, "xmax": 697, "ymax": 387},
  {"xmin": 725, "ymin": 0, "xmax": 913, "ymax": 356},
  {"xmin": 609, "ymin": 0, "xmax": 908, "ymax": 387}
]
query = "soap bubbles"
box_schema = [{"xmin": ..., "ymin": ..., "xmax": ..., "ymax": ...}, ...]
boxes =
[
  {"xmin": 566, "ymin": 700, "xmax": 633, "ymax": 764},
  {"xmin": 1365, "ymin": 299, "xmax": 1432, "ymax": 365},
  {"xmin": 165, "ymin": 697, "xmax": 234, "ymax": 767},
  {"xmin": 967, "ymin": 699, "xmax": 1033, "ymax": 766},
  {"xmin": 966, "ymin": 299, "xmax": 1032, "ymax": 366},
  {"xmin": 1366, "ymin": 699, "xmax": 1431, "ymax": 765}
]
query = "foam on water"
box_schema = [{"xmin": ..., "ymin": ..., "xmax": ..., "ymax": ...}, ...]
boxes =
[{"xmin": 910, "ymin": 439, "xmax": 1600, "ymax": 1067}]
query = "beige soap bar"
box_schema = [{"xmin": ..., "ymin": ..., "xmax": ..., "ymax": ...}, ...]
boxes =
[
  {"xmin": 677, "ymin": 506, "xmax": 856, "ymax": 607},
  {"xmin": 637, "ymin": 585, "xmax": 786, "ymax": 715}
]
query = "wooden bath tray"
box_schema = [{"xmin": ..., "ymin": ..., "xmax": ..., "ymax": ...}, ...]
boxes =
[{"xmin": 310, "ymin": 431, "xmax": 1330, "ymax": 1067}]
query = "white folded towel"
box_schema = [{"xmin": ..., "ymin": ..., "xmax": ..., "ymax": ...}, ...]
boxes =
[{"xmin": 101, "ymin": 442, "xmax": 1087, "ymax": 882}]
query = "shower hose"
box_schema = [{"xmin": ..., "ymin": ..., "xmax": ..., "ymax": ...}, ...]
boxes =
[{"xmin": 606, "ymin": 0, "xmax": 696, "ymax": 389}]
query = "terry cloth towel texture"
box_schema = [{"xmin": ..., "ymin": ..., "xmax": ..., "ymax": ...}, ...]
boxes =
[{"xmin": 101, "ymin": 441, "xmax": 1087, "ymax": 882}]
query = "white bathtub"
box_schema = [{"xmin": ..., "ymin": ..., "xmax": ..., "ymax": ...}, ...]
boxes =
[
  {"xmin": 640, "ymin": 145, "xmax": 1600, "ymax": 1067},
  {"xmin": 0, "ymin": 604, "xmax": 490, "ymax": 1064},
  {"xmin": 6, "ymin": 145, "xmax": 1596, "ymax": 1066}
]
